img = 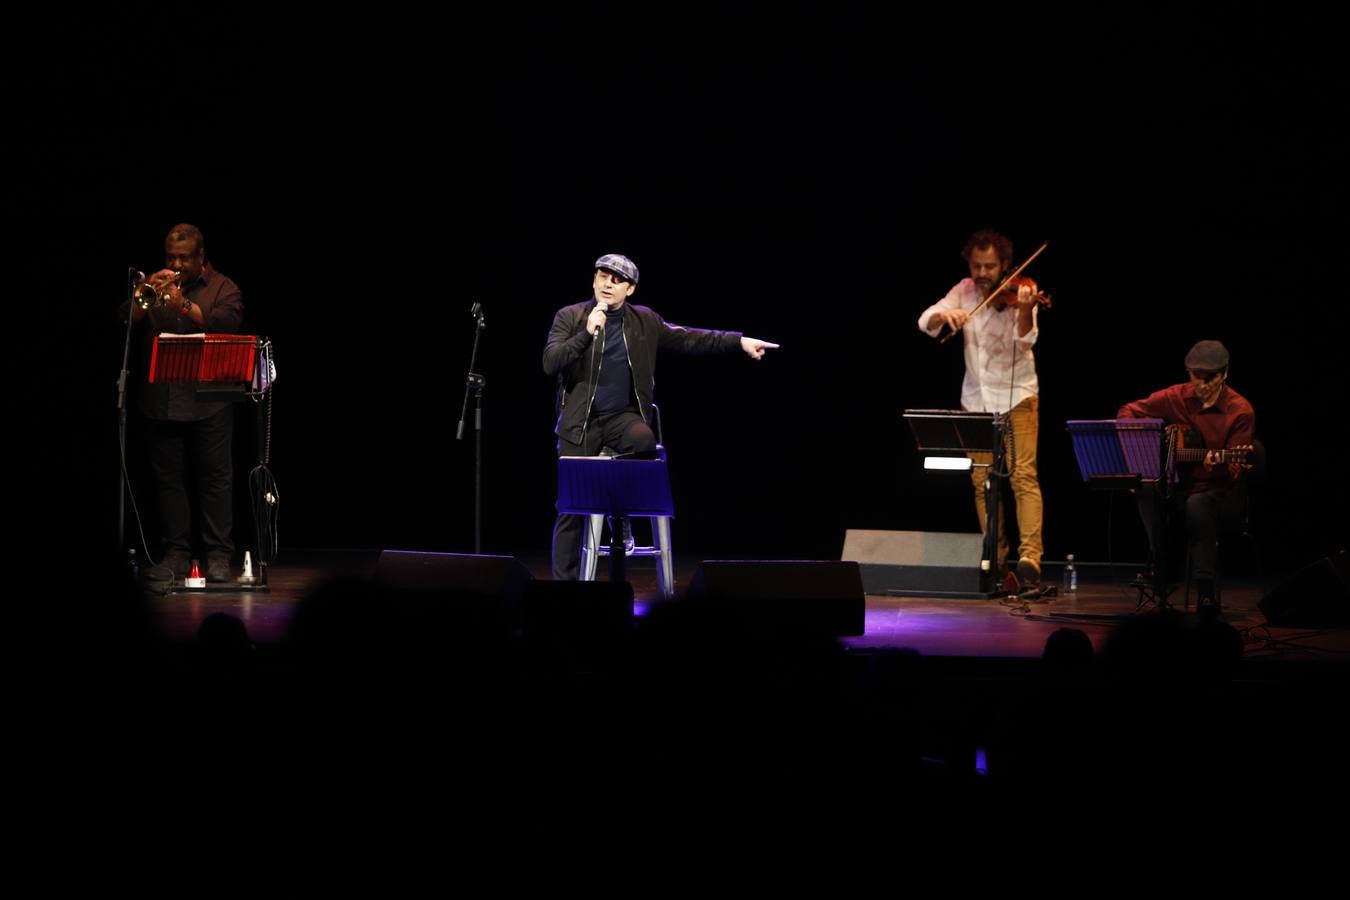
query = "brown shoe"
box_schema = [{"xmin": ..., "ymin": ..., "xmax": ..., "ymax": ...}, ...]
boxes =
[{"xmin": 1016, "ymin": 557, "xmax": 1041, "ymax": 587}]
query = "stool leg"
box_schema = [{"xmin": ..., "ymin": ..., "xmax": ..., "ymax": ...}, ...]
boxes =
[
  {"xmin": 1184, "ymin": 545, "xmax": 1191, "ymax": 611},
  {"xmin": 654, "ymin": 516, "xmax": 675, "ymax": 599},
  {"xmin": 581, "ymin": 514, "xmax": 604, "ymax": 581},
  {"xmin": 1215, "ymin": 539, "xmax": 1222, "ymax": 607}
]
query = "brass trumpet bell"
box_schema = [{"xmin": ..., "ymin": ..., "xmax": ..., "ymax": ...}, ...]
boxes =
[{"xmin": 132, "ymin": 272, "xmax": 182, "ymax": 311}]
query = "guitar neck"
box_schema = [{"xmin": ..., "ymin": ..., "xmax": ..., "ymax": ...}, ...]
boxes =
[{"xmin": 1174, "ymin": 448, "xmax": 1240, "ymax": 463}]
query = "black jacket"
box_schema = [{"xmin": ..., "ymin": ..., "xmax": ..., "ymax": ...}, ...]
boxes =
[{"xmin": 543, "ymin": 299, "xmax": 742, "ymax": 444}]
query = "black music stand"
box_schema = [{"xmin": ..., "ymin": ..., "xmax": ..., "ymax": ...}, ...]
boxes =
[
  {"xmin": 1067, "ymin": 418, "xmax": 1171, "ymax": 610},
  {"xmin": 903, "ymin": 409, "xmax": 1005, "ymax": 597},
  {"xmin": 148, "ymin": 334, "xmax": 274, "ymax": 594}
]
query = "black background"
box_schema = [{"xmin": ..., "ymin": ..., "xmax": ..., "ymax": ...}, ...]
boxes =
[{"xmin": 21, "ymin": 3, "xmax": 1346, "ymax": 574}]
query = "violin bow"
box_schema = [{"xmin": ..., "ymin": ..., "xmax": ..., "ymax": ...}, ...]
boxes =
[{"xmin": 939, "ymin": 240, "xmax": 1050, "ymax": 344}]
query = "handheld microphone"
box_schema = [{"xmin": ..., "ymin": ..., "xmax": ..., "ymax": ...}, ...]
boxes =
[{"xmin": 592, "ymin": 299, "xmax": 607, "ymax": 337}]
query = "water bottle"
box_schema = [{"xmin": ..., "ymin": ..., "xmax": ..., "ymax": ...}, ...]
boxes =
[
  {"xmin": 127, "ymin": 548, "xmax": 138, "ymax": 581},
  {"xmin": 1062, "ymin": 554, "xmax": 1077, "ymax": 595}
]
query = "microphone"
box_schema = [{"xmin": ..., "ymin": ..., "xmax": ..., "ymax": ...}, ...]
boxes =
[{"xmin": 592, "ymin": 299, "xmax": 607, "ymax": 337}]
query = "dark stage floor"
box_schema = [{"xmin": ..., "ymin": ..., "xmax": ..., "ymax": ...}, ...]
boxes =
[
  {"xmin": 111, "ymin": 548, "xmax": 1350, "ymax": 799},
  {"xmin": 143, "ymin": 549, "xmax": 1350, "ymax": 664}
]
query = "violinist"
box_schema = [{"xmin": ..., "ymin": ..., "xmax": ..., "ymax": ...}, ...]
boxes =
[{"xmin": 918, "ymin": 229, "xmax": 1046, "ymax": 589}]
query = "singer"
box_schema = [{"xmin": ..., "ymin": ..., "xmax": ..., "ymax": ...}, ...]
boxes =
[
  {"xmin": 126, "ymin": 223, "xmax": 244, "ymax": 585},
  {"xmin": 917, "ymin": 230, "xmax": 1045, "ymax": 589},
  {"xmin": 543, "ymin": 252, "xmax": 779, "ymax": 580}
]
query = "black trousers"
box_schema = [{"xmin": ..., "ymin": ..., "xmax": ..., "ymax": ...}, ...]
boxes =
[
  {"xmin": 143, "ymin": 407, "xmax": 235, "ymax": 558},
  {"xmin": 551, "ymin": 409, "xmax": 656, "ymax": 580},
  {"xmin": 1136, "ymin": 485, "xmax": 1245, "ymax": 581}
]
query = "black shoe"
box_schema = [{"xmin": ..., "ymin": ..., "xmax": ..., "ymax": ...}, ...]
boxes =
[
  {"xmin": 142, "ymin": 563, "xmax": 174, "ymax": 584},
  {"xmin": 206, "ymin": 553, "xmax": 232, "ymax": 583},
  {"xmin": 144, "ymin": 550, "xmax": 189, "ymax": 584}
]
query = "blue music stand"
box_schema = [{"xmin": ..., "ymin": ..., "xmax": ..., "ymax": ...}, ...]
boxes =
[
  {"xmin": 1066, "ymin": 418, "xmax": 1175, "ymax": 610},
  {"xmin": 557, "ymin": 454, "xmax": 676, "ymax": 598},
  {"xmin": 1066, "ymin": 418, "xmax": 1169, "ymax": 488}
]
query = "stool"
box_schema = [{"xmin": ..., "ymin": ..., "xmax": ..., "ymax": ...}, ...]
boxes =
[
  {"xmin": 582, "ymin": 511, "xmax": 675, "ymax": 600},
  {"xmin": 557, "ymin": 451, "xmax": 677, "ymax": 599}
]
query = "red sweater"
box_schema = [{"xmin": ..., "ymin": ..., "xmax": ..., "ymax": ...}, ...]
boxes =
[{"xmin": 1118, "ymin": 383, "xmax": 1255, "ymax": 493}]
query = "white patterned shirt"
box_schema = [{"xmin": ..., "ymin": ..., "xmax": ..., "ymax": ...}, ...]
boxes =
[{"xmin": 918, "ymin": 277, "xmax": 1040, "ymax": 414}]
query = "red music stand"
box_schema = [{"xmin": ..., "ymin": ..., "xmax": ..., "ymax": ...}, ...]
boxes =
[{"xmin": 149, "ymin": 333, "xmax": 258, "ymax": 392}]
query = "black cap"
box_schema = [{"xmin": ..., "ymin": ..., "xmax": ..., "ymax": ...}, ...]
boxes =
[{"xmin": 1185, "ymin": 340, "xmax": 1230, "ymax": 371}]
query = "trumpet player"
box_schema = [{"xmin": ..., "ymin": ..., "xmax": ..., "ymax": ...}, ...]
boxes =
[{"xmin": 130, "ymin": 223, "xmax": 244, "ymax": 585}]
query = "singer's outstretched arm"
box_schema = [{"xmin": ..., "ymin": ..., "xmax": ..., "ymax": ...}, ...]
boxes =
[{"xmin": 741, "ymin": 337, "xmax": 780, "ymax": 359}]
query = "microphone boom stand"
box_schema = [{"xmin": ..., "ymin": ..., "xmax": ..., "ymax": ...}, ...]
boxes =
[{"xmin": 456, "ymin": 303, "xmax": 486, "ymax": 553}]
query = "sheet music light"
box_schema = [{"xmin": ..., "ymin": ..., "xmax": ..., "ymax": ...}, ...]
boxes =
[{"xmin": 923, "ymin": 455, "xmax": 974, "ymax": 471}]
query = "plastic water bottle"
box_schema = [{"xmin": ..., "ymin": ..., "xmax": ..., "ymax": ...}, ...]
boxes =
[
  {"xmin": 127, "ymin": 548, "xmax": 138, "ymax": 581},
  {"xmin": 1062, "ymin": 554, "xmax": 1077, "ymax": 595}
]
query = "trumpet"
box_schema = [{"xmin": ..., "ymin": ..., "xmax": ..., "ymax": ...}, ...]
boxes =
[{"xmin": 132, "ymin": 271, "xmax": 183, "ymax": 311}]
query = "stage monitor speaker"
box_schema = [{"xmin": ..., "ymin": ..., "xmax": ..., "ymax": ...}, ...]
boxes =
[
  {"xmin": 688, "ymin": 560, "xmax": 865, "ymax": 636},
  {"xmin": 523, "ymin": 579, "xmax": 634, "ymax": 642},
  {"xmin": 374, "ymin": 550, "xmax": 532, "ymax": 602},
  {"xmin": 1258, "ymin": 550, "xmax": 1350, "ymax": 627},
  {"xmin": 842, "ymin": 529, "xmax": 987, "ymax": 598}
]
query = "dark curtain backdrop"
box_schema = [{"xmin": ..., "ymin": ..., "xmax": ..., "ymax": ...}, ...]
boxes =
[{"xmin": 22, "ymin": 4, "xmax": 1346, "ymax": 576}]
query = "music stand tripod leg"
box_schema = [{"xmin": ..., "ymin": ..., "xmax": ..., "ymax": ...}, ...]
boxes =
[
  {"xmin": 1154, "ymin": 482, "xmax": 1172, "ymax": 612},
  {"xmin": 981, "ymin": 416, "xmax": 1007, "ymax": 593},
  {"xmin": 608, "ymin": 524, "xmax": 627, "ymax": 585}
]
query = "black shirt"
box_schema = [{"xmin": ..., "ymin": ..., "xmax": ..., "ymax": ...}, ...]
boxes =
[{"xmin": 132, "ymin": 264, "xmax": 244, "ymax": 421}]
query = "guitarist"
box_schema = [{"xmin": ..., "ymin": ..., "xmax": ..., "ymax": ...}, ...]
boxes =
[{"xmin": 1117, "ymin": 340, "xmax": 1256, "ymax": 609}]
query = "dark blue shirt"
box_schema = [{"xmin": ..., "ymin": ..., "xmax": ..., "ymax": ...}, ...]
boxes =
[{"xmin": 591, "ymin": 305, "xmax": 633, "ymax": 414}]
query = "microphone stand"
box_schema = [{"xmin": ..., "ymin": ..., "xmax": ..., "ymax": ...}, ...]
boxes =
[
  {"xmin": 456, "ymin": 302, "xmax": 486, "ymax": 553},
  {"xmin": 117, "ymin": 270, "xmax": 140, "ymax": 571}
]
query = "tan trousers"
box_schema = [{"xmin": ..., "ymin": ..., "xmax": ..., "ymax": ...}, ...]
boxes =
[{"xmin": 968, "ymin": 396, "xmax": 1043, "ymax": 570}]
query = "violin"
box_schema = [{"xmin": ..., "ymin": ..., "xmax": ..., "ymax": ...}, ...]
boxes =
[
  {"xmin": 989, "ymin": 275, "xmax": 1052, "ymax": 310},
  {"xmin": 938, "ymin": 241, "xmax": 1054, "ymax": 343}
]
